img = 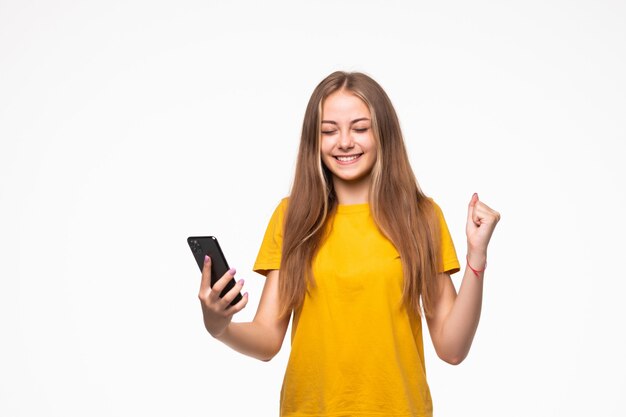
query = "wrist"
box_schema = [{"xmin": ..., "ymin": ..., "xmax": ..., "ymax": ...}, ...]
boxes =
[
  {"xmin": 208, "ymin": 322, "xmax": 230, "ymax": 340},
  {"xmin": 466, "ymin": 251, "xmax": 487, "ymax": 277},
  {"xmin": 466, "ymin": 249, "xmax": 487, "ymax": 268}
]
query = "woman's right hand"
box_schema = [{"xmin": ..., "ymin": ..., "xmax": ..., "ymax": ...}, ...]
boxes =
[{"xmin": 198, "ymin": 255, "xmax": 249, "ymax": 338}]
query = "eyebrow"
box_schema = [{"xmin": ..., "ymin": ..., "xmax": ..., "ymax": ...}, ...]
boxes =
[{"xmin": 321, "ymin": 117, "xmax": 371, "ymax": 125}]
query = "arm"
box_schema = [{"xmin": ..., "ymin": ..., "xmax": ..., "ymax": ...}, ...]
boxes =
[
  {"xmin": 425, "ymin": 261, "xmax": 484, "ymax": 365},
  {"xmin": 198, "ymin": 258, "xmax": 290, "ymax": 362},
  {"xmin": 426, "ymin": 193, "xmax": 500, "ymax": 365}
]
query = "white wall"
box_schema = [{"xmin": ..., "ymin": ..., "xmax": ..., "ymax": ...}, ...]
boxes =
[{"xmin": 1, "ymin": 1, "xmax": 624, "ymax": 416}]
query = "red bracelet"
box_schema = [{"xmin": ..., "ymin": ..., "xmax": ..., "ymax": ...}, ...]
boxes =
[{"xmin": 466, "ymin": 255, "xmax": 486, "ymax": 277}]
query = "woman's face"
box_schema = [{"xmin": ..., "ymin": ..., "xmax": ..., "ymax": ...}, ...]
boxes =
[{"xmin": 320, "ymin": 90, "xmax": 377, "ymax": 187}]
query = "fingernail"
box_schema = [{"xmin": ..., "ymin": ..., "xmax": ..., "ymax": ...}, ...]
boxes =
[
  {"xmin": 228, "ymin": 267, "xmax": 236, "ymax": 275},
  {"xmin": 204, "ymin": 255, "xmax": 210, "ymax": 263},
  {"xmin": 244, "ymin": 292, "xmax": 249, "ymax": 297},
  {"xmin": 238, "ymin": 279, "xmax": 245, "ymax": 285}
]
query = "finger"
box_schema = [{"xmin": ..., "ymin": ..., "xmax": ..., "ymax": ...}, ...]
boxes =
[
  {"xmin": 227, "ymin": 291, "xmax": 249, "ymax": 315},
  {"xmin": 473, "ymin": 202, "xmax": 489, "ymax": 222},
  {"xmin": 219, "ymin": 278, "xmax": 246, "ymax": 307},
  {"xmin": 210, "ymin": 268, "xmax": 237, "ymax": 299},
  {"xmin": 199, "ymin": 255, "xmax": 212, "ymax": 295},
  {"xmin": 481, "ymin": 202, "xmax": 501, "ymax": 222},
  {"xmin": 474, "ymin": 202, "xmax": 501, "ymax": 224}
]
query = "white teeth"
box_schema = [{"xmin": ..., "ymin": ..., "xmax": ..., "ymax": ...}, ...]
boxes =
[{"xmin": 336, "ymin": 155, "xmax": 359, "ymax": 162}]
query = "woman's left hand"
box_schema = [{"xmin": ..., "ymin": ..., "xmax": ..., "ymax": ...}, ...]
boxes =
[{"xmin": 466, "ymin": 193, "xmax": 501, "ymax": 254}]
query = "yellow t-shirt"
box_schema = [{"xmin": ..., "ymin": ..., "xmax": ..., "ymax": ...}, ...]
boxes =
[{"xmin": 254, "ymin": 198, "xmax": 460, "ymax": 417}]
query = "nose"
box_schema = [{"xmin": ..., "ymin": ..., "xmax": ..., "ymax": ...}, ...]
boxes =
[{"xmin": 338, "ymin": 129, "xmax": 354, "ymax": 150}]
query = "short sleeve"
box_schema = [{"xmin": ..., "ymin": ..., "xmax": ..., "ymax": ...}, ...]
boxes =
[
  {"xmin": 432, "ymin": 201, "xmax": 461, "ymax": 275},
  {"xmin": 253, "ymin": 198, "xmax": 288, "ymax": 276}
]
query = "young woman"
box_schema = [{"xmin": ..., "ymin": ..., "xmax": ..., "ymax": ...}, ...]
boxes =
[{"xmin": 198, "ymin": 71, "xmax": 501, "ymax": 417}]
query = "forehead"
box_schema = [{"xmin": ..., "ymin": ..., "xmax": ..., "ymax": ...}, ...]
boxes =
[{"xmin": 322, "ymin": 90, "xmax": 370, "ymax": 120}]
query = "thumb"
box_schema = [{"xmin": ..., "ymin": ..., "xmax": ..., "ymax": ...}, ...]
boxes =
[{"xmin": 467, "ymin": 192, "xmax": 479, "ymax": 219}]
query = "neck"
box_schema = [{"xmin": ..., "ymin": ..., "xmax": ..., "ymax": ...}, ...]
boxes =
[{"xmin": 332, "ymin": 175, "xmax": 371, "ymax": 205}]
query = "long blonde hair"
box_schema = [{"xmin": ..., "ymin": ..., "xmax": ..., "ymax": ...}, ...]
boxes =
[{"xmin": 279, "ymin": 71, "xmax": 442, "ymax": 319}]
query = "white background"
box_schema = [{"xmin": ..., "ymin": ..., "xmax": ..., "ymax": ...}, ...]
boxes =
[{"xmin": 1, "ymin": 1, "xmax": 625, "ymax": 416}]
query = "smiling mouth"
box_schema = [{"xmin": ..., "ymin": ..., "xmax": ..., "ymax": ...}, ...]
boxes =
[{"xmin": 334, "ymin": 154, "xmax": 363, "ymax": 163}]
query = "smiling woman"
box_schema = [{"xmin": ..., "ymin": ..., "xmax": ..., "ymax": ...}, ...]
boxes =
[
  {"xmin": 197, "ymin": 71, "xmax": 501, "ymax": 417},
  {"xmin": 320, "ymin": 90, "xmax": 377, "ymax": 204}
]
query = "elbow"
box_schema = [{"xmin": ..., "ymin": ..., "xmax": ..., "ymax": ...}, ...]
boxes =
[
  {"xmin": 433, "ymin": 337, "xmax": 471, "ymax": 365},
  {"xmin": 441, "ymin": 355, "xmax": 465, "ymax": 366},
  {"xmin": 258, "ymin": 344, "xmax": 282, "ymax": 362},
  {"xmin": 437, "ymin": 350, "xmax": 467, "ymax": 366},
  {"xmin": 259, "ymin": 351, "xmax": 279, "ymax": 362}
]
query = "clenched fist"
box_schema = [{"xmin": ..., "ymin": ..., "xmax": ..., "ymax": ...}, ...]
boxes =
[{"xmin": 466, "ymin": 193, "xmax": 501, "ymax": 255}]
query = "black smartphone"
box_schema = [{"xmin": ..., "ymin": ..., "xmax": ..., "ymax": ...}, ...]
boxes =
[{"xmin": 188, "ymin": 236, "xmax": 243, "ymax": 306}]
